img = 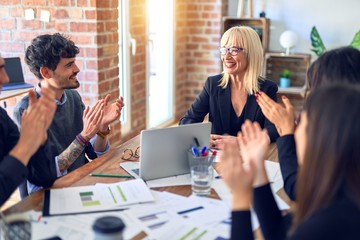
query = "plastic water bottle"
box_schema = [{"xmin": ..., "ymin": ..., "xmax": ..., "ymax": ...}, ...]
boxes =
[{"xmin": 92, "ymin": 216, "xmax": 125, "ymax": 240}]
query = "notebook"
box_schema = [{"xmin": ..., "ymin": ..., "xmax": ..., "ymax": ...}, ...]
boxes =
[
  {"xmin": 2, "ymin": 57, "xmax": 33, "ymax": 91},
  {"xmin": 120, "ymin": 122, "xmax": 212, "ymax": 181}
]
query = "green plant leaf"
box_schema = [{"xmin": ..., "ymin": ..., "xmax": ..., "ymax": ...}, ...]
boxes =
[
  {"xmin": 310, "ymin": 26, "xmax": 326, "ymax": 56},
  {"xmin": 350, "ymin": 30, "xmax": 360, "ymax": 47}
]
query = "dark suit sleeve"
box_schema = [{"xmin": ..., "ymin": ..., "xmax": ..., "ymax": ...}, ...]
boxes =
[
  {"xmin": 13, "ymin": 99, "xmax": 57, "ymax": 188},
  {"xmin": 0, "ymin": 156, "xmax": 28, "ymax": 206},
  {"xmin": 277, "ymin": 134, "xmax": 298, "ymax": 200},
  {"xmin": 179, "ymin": 77, "xmax": 211, "ymax": 125},
  {"xmin": 0, "ymin": 108, "xmax": 28, "ymax": 206},
  {"xmin": 231, "ymin": 211, "xmax": 254, "ymax": 240},
  {"xmin": 263, "ymin": 82, "xmax": 280, "ymax": 142},
  {"xmin": 253, "ymin": 184, "xmax": 291, "ymax": 240}
]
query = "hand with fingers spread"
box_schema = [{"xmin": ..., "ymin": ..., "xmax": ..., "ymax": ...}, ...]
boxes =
[
  {"xmin": 26, "ymin": 87, "xmax": 56, "ymax": 144},
  {"xmin": 210, "ymin": 134, "xmax": 237, "ymax": 150},
  {"xmin": 80, "ymin": 100, "xmax": 104, "ymax": 141},
  {"xmin": 237, "ymin": 120, "xmax": 270, "ymax": 187},
  {"xmin": 100, "ymin": 95, "xmax": 125, "ymax": 132},
  {"xmin": 221, "ymin": 136, "xmax": 255, "ymax": 210},
  {"xmin": 256, "ymin": 91, "xmax": 295, "ymax": 136}
]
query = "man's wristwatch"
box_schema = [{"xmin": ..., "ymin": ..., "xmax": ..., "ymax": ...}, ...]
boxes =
[{"xmin": 97, "ymin": 126, "xmax": 111, "ymax": 139}]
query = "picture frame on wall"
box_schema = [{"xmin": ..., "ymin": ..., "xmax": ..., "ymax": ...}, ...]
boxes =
[{"xmin": 222, "ymin": 17, "xmax": 270, "ymax": 52}]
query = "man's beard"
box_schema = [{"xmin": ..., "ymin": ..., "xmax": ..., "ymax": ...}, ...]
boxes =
[{"xmin": 64, "ymin": 80, "xmax": 80, "ymax": 89}]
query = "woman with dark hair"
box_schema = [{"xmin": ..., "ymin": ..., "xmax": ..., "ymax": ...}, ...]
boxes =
[
  {"xmin": 221, "ymin": 84, "xmax": 360, "ymax": 239},
  {"xmin": 256, "ymin": 46, "xmax": 360, "ymax": 200},
  {"xmin": 179, "ymin": 26, "xmax": 279, "ymax": 149}
]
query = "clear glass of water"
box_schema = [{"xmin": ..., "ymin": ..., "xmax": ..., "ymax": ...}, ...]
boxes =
[{"xmin": 188, "ymin": 154, "xmax": 215, "ymax": 197}]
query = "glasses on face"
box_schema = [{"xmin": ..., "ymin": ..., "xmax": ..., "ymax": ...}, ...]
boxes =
[
  {"xmin": 219, "ymin": 47, "xmax": 246, "ymax": 56},
  {"xmin": 121, "ymin": 146, "xmax": 140, "ymax": 161}
]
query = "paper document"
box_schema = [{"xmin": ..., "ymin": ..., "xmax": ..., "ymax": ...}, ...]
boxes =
[{"xmin": 44, "ymin": 179, "xmax": 154, "ymax": 216}]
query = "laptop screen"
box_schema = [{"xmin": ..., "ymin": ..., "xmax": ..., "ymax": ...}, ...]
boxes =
[{"xmin": 4, "ymin": 57, "xmax": 26, "ymax": 84}]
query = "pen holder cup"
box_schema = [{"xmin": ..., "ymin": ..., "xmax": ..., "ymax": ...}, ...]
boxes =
[
  {"xmin": 0, "ymin": 213, "xmax": 31, "ymax": 240},
  {"xmin": 187, "ymin": 149, "xmax": 215, "ymax": 197}
]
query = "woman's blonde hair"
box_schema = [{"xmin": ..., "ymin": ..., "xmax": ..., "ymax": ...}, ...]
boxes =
[{"xmin": 219, "ymin": 26, "xmax": 264, "ymax": 94}]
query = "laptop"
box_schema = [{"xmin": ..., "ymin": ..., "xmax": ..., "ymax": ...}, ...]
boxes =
[
  {"xmin": 120, "ymin": 122, "xmax": 211, "ymax": 181},
  {"xmin": 2, "ymin": 57, "xmax": 33, "ymax": 91}
]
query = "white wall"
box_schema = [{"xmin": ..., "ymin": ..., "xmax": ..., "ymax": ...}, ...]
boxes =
[{"xmin": 228, "ymin": 0, "xmax": 360, "ymax": 59}]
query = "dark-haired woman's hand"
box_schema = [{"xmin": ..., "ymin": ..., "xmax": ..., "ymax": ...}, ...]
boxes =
[
  {"xmin": 237, "ymin": 120, "xmax": 269, "ymax": 187},
  {"xmin": 220, "ymin": 135, "xmax": 254, "ymax": 211},
  {"xmin": 256, "ymin": 91, "xmax": 295, "ymax": 136}
]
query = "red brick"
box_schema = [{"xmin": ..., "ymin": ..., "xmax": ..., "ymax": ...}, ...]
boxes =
[
  {"xmin": 55, "ymin": 9, "xmax": 69, "ymax": 19},
  {"xmin": 86, "ymin": 60, "xmax": 98, "ymax": 70},
  {"xmin": 19, "ymin": 20, "xmax": 42, "ymax": 30},
  {"xmin": 49, "ymin": 0, "xmax": 68, "ymax": 6},
  {"xmin": 10, "ymin": 8, "xmax": 22, "ymax": 17},
  {"xmin": 23, "ymin": 0, "xmax": 46, "ymax": 5},
  {"xmin": 0, "ymin": 31, "xmax": 11, "ymax": 41},
  {"xmin": 0, "ymin": 42, "xmax": 25, "ymax": 53},
  {"xmin": 85, "ymin": 10, "xmax": 97, "ymax": 19},
  {"xmin": 77, "ymin": 0, "xmax": 88, "ymax": 7},
  {"xmin": 70, "ymin": 22, "xmax": 97, "ymax": 32},
  {"xmin": 13, "ymin": 31, "xmax": 37, "ymax": 41},
  {"xmin": 46, "ymin": 22, "xmax": 68, "ymax": 32},
  {"xmin": 69, "ymin": 34, "xmax": 95, "ymax": 45},
  {"xmin": 90, "ymin": 0, "xmax": 96, "ymax": 7},
  {"xmin": 83, "ymin": 48, "xmax": 98, "ymax": 58},
  {"xmin": 1, "ymin": 0, "xmax": 19, "ymax": 4},
  {"xmin": 0, "ymin": 19, "xmax": 16, "ymax": 29}
]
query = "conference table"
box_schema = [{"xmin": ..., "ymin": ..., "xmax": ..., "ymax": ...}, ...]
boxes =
[{"xmin": 4, "ymin": 134, "xmax": 287, "ymax": 239}]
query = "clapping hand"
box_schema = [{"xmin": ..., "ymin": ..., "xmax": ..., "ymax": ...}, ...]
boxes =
[
  {"xmin": 220, "ymin": 133, "xmax": 255, "ymax": 210},
  {"xmin": 81, "ymin": 100, "xmax": 104, "ymax": 141},
  {"xmin": 100, "ymin": 95, "xmax": 124, "ymax": 132},
  {"xmin": 238, "ymin": 120, "xmax": 270, "ymax": 187},
  {"xmin": 256, "ymin": 91, "xmax": 295, "ymax": 136}
]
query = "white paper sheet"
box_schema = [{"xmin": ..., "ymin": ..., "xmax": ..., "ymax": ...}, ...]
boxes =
[{"xmin": 49, "ymin": 179, "xmax": 154, "ymax": 215}]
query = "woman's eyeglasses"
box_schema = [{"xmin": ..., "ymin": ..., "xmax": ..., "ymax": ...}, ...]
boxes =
[
  {"xmin": 121, "ymin": 146, "xmax": 140, "ymax": 161},
  {"xmin": 219, "ymin": 47, "xmax": 246, "ymax": 56}
]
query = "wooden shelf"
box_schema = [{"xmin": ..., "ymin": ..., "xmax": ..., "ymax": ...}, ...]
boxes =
[
  {"xmin": 278, "ymin": 86, "xmax": 306, "ymax": 97},
  {"xmin": 264, "ymin": 52, "xmax": 311, "ymax": 91}
]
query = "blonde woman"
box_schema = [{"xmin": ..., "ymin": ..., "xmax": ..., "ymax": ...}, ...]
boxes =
[{"xmin": 180, "ymin": 26, "xmax": 279, "ymax": 148}]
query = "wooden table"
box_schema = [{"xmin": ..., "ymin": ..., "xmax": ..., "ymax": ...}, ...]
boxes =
[{"xmin": 4, "ymin": 135, "xmax": 284, "ymax": 239}]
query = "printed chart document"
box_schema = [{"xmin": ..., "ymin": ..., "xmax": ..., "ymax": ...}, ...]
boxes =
[{"xmin": 43, "ymin": 179, "xmax": 154, "ymax": 216}]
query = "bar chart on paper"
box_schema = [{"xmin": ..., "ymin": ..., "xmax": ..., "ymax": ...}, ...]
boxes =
[
  {"xmin": 47, "ymin": 179, "xmax": 155, "ymax": 215},
  {"xmin": 79, "ymin": 191, "xmax": 101, "ymax": 207}
]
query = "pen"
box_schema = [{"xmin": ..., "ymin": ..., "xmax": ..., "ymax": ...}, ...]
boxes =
[
  {"xmin": 191, "ymin": 146, "xmax": 199, "ymax": 157},
  {"xmin": 193, "ymin": 137, "xmax": 200, "ymax": 147},
  {"xmin": 200, "ymin": 146, "xmax": 207, "ymax": 156},
  {"xmin": 90, "ymin": 173, "xmax": 133, "ymax": 178}
]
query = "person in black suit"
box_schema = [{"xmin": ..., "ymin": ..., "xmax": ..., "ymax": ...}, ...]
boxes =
[
  {"xmin": 256, "ymin": 46, "xmax": 360, "ymax": 200},
  {"xmin": 179, "ymin": 26, "xmax": 279, "ymax": 149},
  {"xmin": 221, "ymin": 84, "xmax": 360, "ymax": 239},
  {"xmin": 0, "ymin": 54, "xmax": 56, "ymax": 206}
]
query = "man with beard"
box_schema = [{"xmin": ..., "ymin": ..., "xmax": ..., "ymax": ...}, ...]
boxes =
[{"xmin": 14, "ymin": 33, "xmax": 124, "ymax": 196}]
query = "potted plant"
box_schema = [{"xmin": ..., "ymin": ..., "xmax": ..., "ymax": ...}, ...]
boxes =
[{"xmin": 280, "ymin": 69, "xmax": 292, "ymax": 88}]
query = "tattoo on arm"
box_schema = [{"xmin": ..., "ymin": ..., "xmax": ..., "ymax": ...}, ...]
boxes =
[{"xmin": 57, "ymin": 139, "xmax": 85, "ymax": 173}]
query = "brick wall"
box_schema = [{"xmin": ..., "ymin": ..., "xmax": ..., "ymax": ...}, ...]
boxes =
[
  {"xmin": 175, "ymin": 0, "xmax": 227, "ymax": 121},
  {"xmin": 0, "ymin": 0, "xmax": 122, "ymax": 145},
  {"xmin": 0, "ymin": 0, "xmax": 227, "ymax": 145}
]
